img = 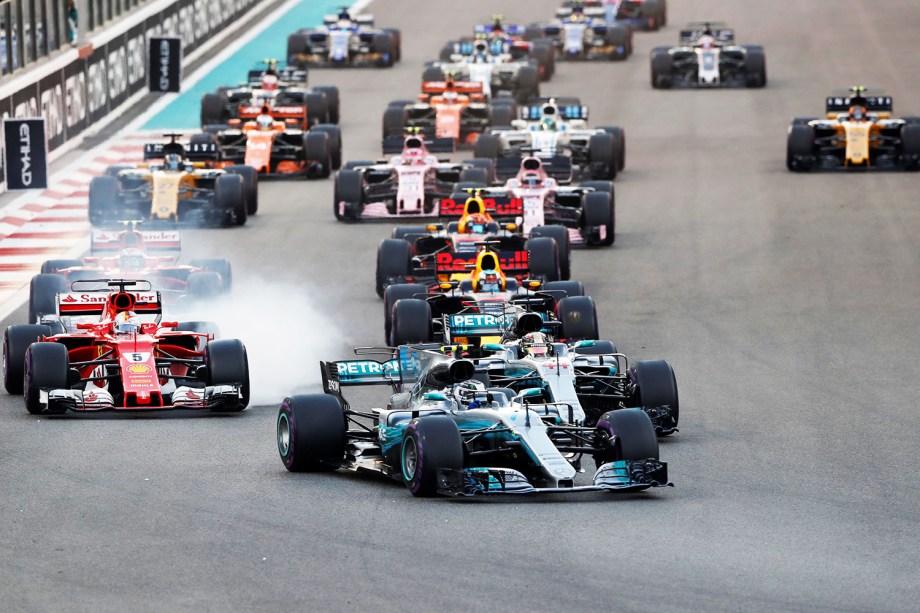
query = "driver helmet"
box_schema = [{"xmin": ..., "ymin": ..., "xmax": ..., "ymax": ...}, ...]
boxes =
[
  {"xmin": 476, "ymin": 269, "xmax": 502, "ymax": 293},
  {"xmin": 453, "ymin": 379, "xmax": 485, "ymax": 409},
  {"xmin": 699, "ymin": 35, "xmax": 716, "ymax": 49},
  {"xmin": 164, "ymin": 153, "xmax": 183, "ymax": 171},
  {"xmin": 337, "ymin": 8, "xmax": 351, "ymax": 21},
  {"xmin": 521, "ymin": 332, "xmax": 552, "ymax": 358},
  {"xmin": 118, "ymin": 248, "xmax": 145, "ymax": 271},
  {"xmin": 256, "ymin": 114, "xmax": 275, "ymax": 131},
  {"xmin": 849, "ymin": 105, "xmax": 867, "ymax": 122},
  {"xmin": 489, "ymin": 37, "xmax": 505, "ymax": 55},
  {"xmin": 402, "ymin": 147, "xmax": 425, "ymax": 164},
  {"xmin": 540, "ymin": 117, "xmax": 557, "ymax": 131},
  {"xmin": 113, "ymin": 311, "xmax": 141, "ymax": 336},
  {"xmin": 261, "ymin": 74, "xmax": 279, "ymax": 91},
  {"xmin": 464, "ymin": 213, "xmax": 490, "ymax": 234}
]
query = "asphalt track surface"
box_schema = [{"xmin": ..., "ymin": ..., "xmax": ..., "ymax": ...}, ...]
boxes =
[{"xmin": 2, "ymin": 1, "xmax": 920, "ymax": 611}]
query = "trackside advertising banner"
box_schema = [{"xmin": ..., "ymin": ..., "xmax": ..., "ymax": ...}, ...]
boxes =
[
  {"xmin": 3, "ymin": 118, "xmax": 49, "ymax": 190},
  {"xmin": 149, "ymin": 37, "xmax": 183, "ymax": 93},
  {"xmin": 0, "ymin": 0, "xmax": 260, "ymax": 187}
]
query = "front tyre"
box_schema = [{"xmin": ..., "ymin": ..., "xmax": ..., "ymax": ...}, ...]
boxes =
[{"xmin": 401, "ymin": 416, "xmax": 463, "ymax": 497}]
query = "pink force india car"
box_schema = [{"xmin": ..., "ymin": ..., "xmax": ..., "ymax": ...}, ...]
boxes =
[{"xmin": 332, "ymin": 134, "xmax": 495, "ymax": 221}]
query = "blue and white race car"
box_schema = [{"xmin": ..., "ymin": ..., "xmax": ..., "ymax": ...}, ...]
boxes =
[{"xmin": 286, "ymin": 8, "xmax": 401, "ymax": 68}]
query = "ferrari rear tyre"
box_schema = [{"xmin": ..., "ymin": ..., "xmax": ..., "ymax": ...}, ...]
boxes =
[
  {"xmin": 189, "ymin": 259, "xmax": 233, "ymax": 293},
  {"xmin": 29, "ymin": 274, "xmax": 67, "ymax": 324},
  {"xmin": 187, "ymin": 272, "xmax": 223, "ymax": 301}
]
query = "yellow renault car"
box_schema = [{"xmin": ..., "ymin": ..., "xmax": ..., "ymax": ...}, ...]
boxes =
[{"xmin": 787, "ymin": 87, "xmax": 920, "ymax": 171}]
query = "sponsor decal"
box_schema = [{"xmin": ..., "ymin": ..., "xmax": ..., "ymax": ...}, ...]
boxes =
[
  {"xmin": 126, "ymin": 364, "xmax": 152, "ymax": 374},
  {"xmin": 3, "ymin": 118, "xmax": 48, "ymax": 190},
  {"xmin": 440, "ymin": 197, "xmax": 524, "ymax": 217},
  {"xmin": 450, "ymin": 314, "xmax": 500, "ymax": 328},
  {"xmin": 336, "ymin": 360, "xmax": 398, "ymax": 377},
  {"xmin": 148, "ymin": 37, "xmax": 182, "ymax": 93},
  {"xmin": 435, "ymin": 250, "xmax": 528, "ymax": 272}
]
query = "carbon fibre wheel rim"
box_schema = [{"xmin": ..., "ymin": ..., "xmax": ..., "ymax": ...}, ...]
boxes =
[{"xmin": 402, "ymin": 437, "xmax": 418, "ymax": 481}]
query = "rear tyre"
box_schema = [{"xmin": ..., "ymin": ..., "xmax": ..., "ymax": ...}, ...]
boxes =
[
  {"xmin": 376, "ymin": 238, "xmax": 412, "ymax": 298},
  {"xmin": 516, "ymin": 65, "xmax": 540, "ymax": 103},
  {"xmin": 900, "ymin": 123, "xmax": 920, "ymax": 170},
  {"xmin": 489, "ymin": 104, "xmax": 515, "ymax": 127},
  {"xmin": 599, "ymin": 126, "xmax": 626, "ymax": 171},
  {"xmin": 382, "ymin": 107, "xmax": 407, "ymax": 139},
  {"xmin": 390, "ymin": 299, "xmax": 433, "ymax": 346},
  {"xmin": 312, "ymin": 124, "xmax": 342, "ymax": 170},
  {"xmin": 187, "ymin": 272, "xmax": 223, "ymax": 301},
  {"xmin": 287, "ymin": 33, "xmax": 310, "ymax": 66},
  {"xmin": 474, "ymin": 133, "xmax": 501, "ymax": 159},
  {"xmin": 532, "ymin": 41, "xmax": 555, "ymax": 80},
  {"xmin": 422, "ymin": 66, "xmax": 445, "ymax": 82},
  {"xmin": 206, "ymin": 338, "xmax": 250, "ymax": 410},
  {"xmin": 312, "ymin": 86, "xmax": 341, "ymax": 124},
  {"xmin": 743, "ymin": 46, "xmax": 767, "ymax": 88},
  {"xmin": 200, "ymin": 93, "xmax": 227, "ymax": 126},
  {"xmin": 24, "ymin": 342, "xmax": 69, "ymax": 415},
  {"xmin": 383, "ymin": 284, "xmax": 428, "ymax": 343},
  {"xmin": 373, "ymin": 33, "xmax": 395, "ymax": 67},
  {"xmin": 543, "ymin": 280, "xmax": 585, "ymax": 298},
  {"xmin": 401, "ymin": 416, "xmax": 463, "ymax": 497},
  {"xmin": 530, "ymin": 225, "xmax": 571, "ymax": 280},
  {"xmin": 4, "ymin": 324, "xmax": 53, "ymax": 394},
  {"xmin": 188, "ymin": 258, "xmax": 233, "ymax": 293},
  {"xmin": 278, "ymin": 394, "xmax": 346, "ymax": 471},
  {"xmin": 525, "ymin": 236, "xmax": 560, "ymax": 281},
  {"xmin": 88, "ymin": 176, "xmax": 120, "ymax": 226},
  {"xmin": 604, "ymin": 26, "xmax": 631, "ymax": 59},
  {"xmin": 225, "ymin": 165, "xmax": 258, "ymax": 215},
  {"xmin": 29, "ymin": 274, "xmax": 67, "ymax": 323},
  {"xmin": 556, "ymin": 295, "xmax": 598, "ymax": 340},
  {"xmin": 629, "ymin": 360, "xmax": 679, "ymax": 432}
]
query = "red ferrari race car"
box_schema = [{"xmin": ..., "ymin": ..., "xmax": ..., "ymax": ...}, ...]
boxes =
[
  {"xmin": 2, "ymin": 279, "xmax": 250, "ymax": 414},
  {"xmin": 28, "ymin": 228, "xmax": 233, "ymax": 323}
]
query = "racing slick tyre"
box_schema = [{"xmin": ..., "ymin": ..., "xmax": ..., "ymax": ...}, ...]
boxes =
[
  {"xmin": 313, "ymin": 86, "xmax": 341, "ymax": 124},
  {"xmin": 532, "ymin": 41, "xmax": 555, "ymax": 81},
  {"xmin": 525, "ymin": 236, "xmax": 561, "ymax": 282},
  {"xmin": 530, "ymin": 226, "xmax": 571, "ymax": 280},
  {"xmin": 604, "ymin": 26, "xmax": 631, "ymax": 60},
  {"xmin": 588, "ymin": 132, "xmax": 617, "ymax": 180},
  {"xmin": 312, "ymin": 124, "xmax": 343, "ymax": 170},
  {"xmin": 556, "ymin": 295, "xmax": 599, "ymax": 341},
  {"xmin": 391, "ymin": 226, "xmax": 425, "ymax": 243},
  {"xmin": 174, "ymin": 321, "xmax": 221, "ymax": 346},
  {"xmin": 303, "ymin": 131, "xmax": 332, "ymax": 178},
  {"xmin": 187, "ymin": 272, "xmax": 223, "ymax": 301},
  {"xmin": 333, "ymin": 169, "xmax": 364, "ymax": 221},
  {"xmin": 573, "ymin": 339, "xmax": 618, "ymax": 355},
  {"xmin": 373, "ymin": 33, "xmax": 395, "ymax": 67},
  {"xmin": 383, "ymin": 284, "xmax": 428, "ymax": 344},
  {"xmin": 583, "ymin": 191, "xmax": 615, "ymax": 246},
  {"xmin": 900, "ymin": 123, "xmax": 920, "ymax": 170},
  {"xmin": 278, "ymin": 394, "xmax": 346, "ymax": 472},
  {"xmin": 650, "ymin": 47, "xmax": 674, "ymax": 89},
  {"xmin": 743, "ymin": 46, "xmax": 767, "ymax": 88},
  {"xmin": 382, "ymin": 107, "xmax": 407, "ymax": 138},
  {"xmin": 4, "ymin": 324, "xmax": 53, "ymax": 394},
  {"xmin": 599, "ymin": 126, "xmax": 626, "ymax": 171},
  {"xmin": 206, "ymin": 339, "xmax": 250, "ymax": 411},
  {"xmin": 629, "ymin": 360, "xmax": 679, "ymax": 433},
  {"xmin": 304, "ymin": 92, "xmax": 330, "ymax": 126},
  {"xmin": 390, "ymin": 299, "xmax": 433, "ymax": 346},
  {"xmin": 40, "ymin": 259, "xmax": 81, "ymax": 274},
  {"xmin": 383, "ymin": 28, "xmax": 402, "ymax": 62},
  {"xmin": 29, "ymin": 274, "xmax": 67, "ymax": 324},
  {"xmin": 543, "ymin": 280, "xmax": 586, "ymax": 298},
  {"xmin": 524, "ymin": 25, "xmax": 546, "ymax": 42},
  {"xmin": 401, "ymin": 416, "xmax": 463, "ymax": 497},
  {"xmin": 473, "ymin": 133, "xmax": 502, "ymax": 159},
  {"xmin": 595, "ymin": 409, "xmax": 659, "ymax": 466},
  {"xmin": 463, "ymin": 158, "xmax": 496, "ymax": 183},
  {"xmin": 641, "ymin": 0, "xmax": 665, "ymax": 30},
  {"xmin": 286, "ymin": 33, "xmax": 310, "ymax": 66},
  {"xmin": 200, "ymin": 93, "xmax": 227, "ymax": 126},
  {"xmin": 88, "ymin": 175, "xmax": 120, "ymax": 226},
  {"xmin": 189, "ymin": 258, "xmax": 233, "ymax": 293},
  {"xmin": 214, "ymin": 174, "xmax": 246, "ymax": 226},
  {"xmin": 24, "ymin": 342, "xmax": 69, "ymax": 415},
  {"xmin": 489, "ymin": 104, "xmax": 516, "ymax": 128},
  {"xmin": 787, "ymin": 124, "xmax": 816, "ymax": 171},
  {"xmin": 439, "ymin": 42, "xmax": 454, "ymax": 62},
  {"xmin": 515, "ymin": 65, "xmax": 540, "ymax": 103},
  {"xmin": 459, "ymin": 167, "xmax": 489, "ymax": 185},
  {"xmin": 376, "ymin": 239, "xmax": 413, "ymax": 298},
  {"xmin": 421, "ymin": 66, "xmax": 444, "ymax": 82},
  {"xmin": 225, "ymin": 165, "xmax": 258, "ymax": 216}
]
